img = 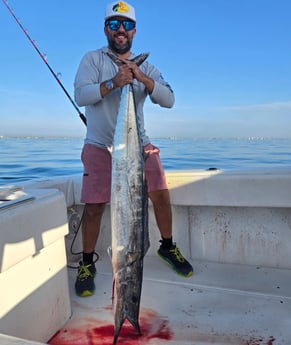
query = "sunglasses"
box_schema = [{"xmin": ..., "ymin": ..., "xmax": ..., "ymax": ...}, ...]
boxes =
[{"xmin": 105, "ymin": 19, "xmax": 136, "ymax": 31}]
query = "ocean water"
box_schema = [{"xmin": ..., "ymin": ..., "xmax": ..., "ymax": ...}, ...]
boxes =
[{"xmin": 0, "ymin": 137, "xmax": 290, "ymax": 186}]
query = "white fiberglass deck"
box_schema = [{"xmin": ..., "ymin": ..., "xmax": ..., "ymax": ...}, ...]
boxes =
[
  {"xmin": 1, "ymin": 170, "xmax": 291, "ymax": 345},
  {"xmin": 48, "ymin": 253, "xmax": 290, "ymax": 345}
]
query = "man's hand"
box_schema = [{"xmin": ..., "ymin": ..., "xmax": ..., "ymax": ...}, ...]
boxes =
[
  {"xmin": 104, "ymin": 52, "xmax": 154, "ymax": 93},
  {"xmin": 112, "ymin": 63, "xmax": 134, "ymax": 88}
]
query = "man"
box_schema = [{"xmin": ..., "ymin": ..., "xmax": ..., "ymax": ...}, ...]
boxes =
[{"xmin": 74, "ymin": 1, "xmax": 193, "ymax": 297}]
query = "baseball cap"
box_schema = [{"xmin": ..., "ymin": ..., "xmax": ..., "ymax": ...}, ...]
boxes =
[{"xmin": 105, "ymin": 1, "xmax": 136, "ymax": 22}]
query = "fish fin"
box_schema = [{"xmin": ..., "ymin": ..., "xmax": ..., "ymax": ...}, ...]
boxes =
[
  {"xmin": 129, "ymin": 52, "xmax": 149, "ymax": 66},
  {"xmin": 126, "ymin": 251, "xmax": 139, "ymax": 265},
  {"xmin": 113, "ymin": 318, "xmax": 125, "ymax": 344},
  {"xmin": 127, "ymin": 315, "xmax": 142, "ymax": 336},
  {"xmin": 106, "ymin": 51, "xmax": 149, "ymax": 67},
  {"xmin": 113, "ymin": 313, "xmax": 141, "ymax": 344},
  {"xmin": 111, "ymin": 277, "xmax": 115, "ymax": 302}
]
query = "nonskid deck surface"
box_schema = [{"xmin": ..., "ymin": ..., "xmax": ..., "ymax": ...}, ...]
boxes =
[{"xmin": 49, "ymin": 254, "xmax": 291, "ymax": 345}]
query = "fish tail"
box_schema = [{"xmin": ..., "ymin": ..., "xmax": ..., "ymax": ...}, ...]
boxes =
[
  {"xmin": 113, "ymin": 314, "xmax": 141, "ymax": 344},
  {"xmin": 113, "ymin": 317, "xmax": 125, "ymax": 344},
  {"xmin": 127, "ymin": 316, "xmax": 142, "ymax": 336}
]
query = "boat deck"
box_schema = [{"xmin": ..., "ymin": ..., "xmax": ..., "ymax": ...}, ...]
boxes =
[
  {"xmin": 2, "ymin": 172, "xmax": 291, "ymax": 345},
  {"xmin": 48, "ymin": 253, "xmax": 291, "ymax": 345}
]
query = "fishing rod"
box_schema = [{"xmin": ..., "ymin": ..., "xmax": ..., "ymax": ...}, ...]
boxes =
[{"xmin": 2, "ymin": 0, "xmax": 87, "ymax": 126}]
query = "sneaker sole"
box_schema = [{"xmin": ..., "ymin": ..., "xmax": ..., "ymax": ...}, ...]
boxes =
[
  {"xmin": 157, "ymin": 252, "xmax": 193, "ymax": 278},
  {"xmin": 77, "ymin": 289, "xmax": 95, "ymax": 297}
]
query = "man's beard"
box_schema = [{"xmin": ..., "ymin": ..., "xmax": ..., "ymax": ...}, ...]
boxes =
[{"xmin": 107, "ymin": 35, "xmax": 133, "ymax": 54}]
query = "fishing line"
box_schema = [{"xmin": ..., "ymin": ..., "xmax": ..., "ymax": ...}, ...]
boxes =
[
  {"xmin": 67, "ymin": 207, "xmax": 99, "ymax": 269},
  {"xmin": 2, "ymin": 0, "xmax": 87, "ymax": 126}
]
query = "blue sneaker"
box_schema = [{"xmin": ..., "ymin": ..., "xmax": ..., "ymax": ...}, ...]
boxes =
[{"xmin": 75, "ymin": 261, "xmax": 96, "ymax": 297}]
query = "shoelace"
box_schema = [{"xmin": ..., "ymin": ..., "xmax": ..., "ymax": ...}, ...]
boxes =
[
  {"xmin": 77, "ymin": 264, "xmax": 93, "ymax": 280},
  {"xmin": 170, "ymin": 247, "xmax": 185, "ymax": 263}
]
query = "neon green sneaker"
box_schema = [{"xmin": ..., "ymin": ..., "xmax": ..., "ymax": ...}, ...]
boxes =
[
  {"xmin": 75, "ymin": 261, "xmax": 96, "ymax": 297},
  {"xmin": 157, "ymin": 244, "xmax": 193, "ymax": 277}
]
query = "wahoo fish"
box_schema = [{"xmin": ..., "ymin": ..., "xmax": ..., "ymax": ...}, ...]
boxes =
[{"xmin": 109, "ymin": 52, "xmax": 150, "ymax": 344}]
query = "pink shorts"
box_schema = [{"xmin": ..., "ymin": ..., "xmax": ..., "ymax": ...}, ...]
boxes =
[{"xmin": 80, "ymin": 143, "xmax": 168, "ymax": 204}]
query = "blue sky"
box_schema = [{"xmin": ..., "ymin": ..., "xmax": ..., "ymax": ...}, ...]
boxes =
[{"xmin": 1, "ymin": 0, "xmax": 291, "ymax": 138}]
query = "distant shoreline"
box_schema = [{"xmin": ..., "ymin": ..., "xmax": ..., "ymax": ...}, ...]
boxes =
[{"xmin": 1, "ymin": 136, "xmax": 291, "ymax": 141}]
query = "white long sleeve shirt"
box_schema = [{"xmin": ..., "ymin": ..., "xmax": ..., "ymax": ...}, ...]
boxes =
[{"xmin": 74, "ymin": 46, "xmax": 175, "ymax": 149}]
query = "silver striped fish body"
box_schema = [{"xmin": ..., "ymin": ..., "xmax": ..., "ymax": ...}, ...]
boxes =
[{"xmin": 111, "ymin": 83, "xmax": 149, "ymax": 344}]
